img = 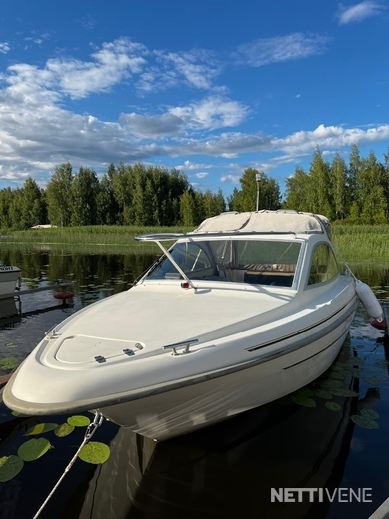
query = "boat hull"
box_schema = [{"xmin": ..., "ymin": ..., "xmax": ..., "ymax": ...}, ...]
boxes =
[
  {"xmin": 3, "ymin": 284, "xmax": 357, "ymax": 441},
  {"xmin": 0, "ymin": 266, "xmax": 21, "ymax": 297},
  {"xmin": 97, "ymin": 300, "xmax": 356, "ymax": 440}
]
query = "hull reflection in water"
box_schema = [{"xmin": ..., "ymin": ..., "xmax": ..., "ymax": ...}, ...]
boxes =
[{"xmin": 76, "ymin": 349, "xmax": 358, "ymax": 519}]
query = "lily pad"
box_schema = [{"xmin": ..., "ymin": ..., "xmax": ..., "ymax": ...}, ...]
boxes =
[
  {"xmin": 25, "ymin": 423, "xmax": 58, "ymax": 436},
  {"xmin": 325, "ymin": 401, "xmax": 341, "ymax": 411},
  {"xmin": 54, "ymin": 423, "xmax": 75, "ymax": 437},
  {"xmin": 360, "ymin": 409, "xmax": 379, "ymax": 420},
  {"xmin": 351, "ymin": 415, "xmax": 379, "ymax": 429},
  {"xmin": 319, "ymin": 379, "xmax": 343, "ymax": 389},
  {"xmin": 0, "ymin": 357, "xmax": 19, "ymax": 370},
  {"xmin": 17, "ymin": 438, "xmax": 51, "ymax": 461},
  {"xmin": 313, "ymin": 389, "xmax": 333, "ymax": 400},
  {"xmin": 373, "ymin": 359, "xmax": 389, "ymax": 369},
  {"xmin": 293, "ymin": 387, "xmax": 314, "ymax": 397},
  {"xmin": 67, "ymin": 415, "xmax": 91, "ymax": 427},
  {"xmin": 291, "ymin": 394, "xmax": 316, "ymax": 407},
  {"xmin": 0, "ymin": 455, "xmax": 24, "ymax": 482},
  {"xmin": 78, "ymin": 442, "xmax": 110, "ymax": 464},
  {"xmin": 347, "ymin": 357, "xmax": 365, "ymax": 366},
  {"xmin": 360, "ymin": 376, "xmax": 383, "ymax": 386},
  {"xmin": 11, "ymin": 411, "xmax": 30, "ymax": 417},
  {"xmin": 328, "ymin": 388, "xmax": 359, "ymax": 397}
]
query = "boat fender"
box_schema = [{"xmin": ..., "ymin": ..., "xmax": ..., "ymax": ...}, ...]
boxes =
[
  {"xmin": 370, "ymin": 318, "xmax": 387, "ymax": 331},
  {"xmin": 355, "ymin": 280, "xmax": 383, "ymax": 320},
  {"xmin": 54, "ymin": 291, "xmax": 74, "ymax": 300}
]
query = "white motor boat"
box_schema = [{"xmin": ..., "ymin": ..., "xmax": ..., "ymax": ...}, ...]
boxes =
[
  {"xmin": 3, "ymin": 211, "xmax": 382, "ymax": 441},
  {"xmin": 0, "ymin": 262, "xmax": 21, "ymax": 299}
]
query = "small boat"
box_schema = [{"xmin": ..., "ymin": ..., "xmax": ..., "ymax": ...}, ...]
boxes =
[
  {"xmin": 0, "ymin": 261, "xmax": 21, "ymax": 299},
  {"xmin": 2, "ymin": 211, "xmax": 383, "ymax": 441}
]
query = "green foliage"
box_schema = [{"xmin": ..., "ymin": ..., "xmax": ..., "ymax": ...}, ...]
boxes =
[
  {"xmin": 67, "ymin": 415, "xmax": 91, "ymax": 427},
  {"xmin": 227, "ymin": 168, "xmax": 281, "ymax": 211},
  {"xmin": 46, "ymin": 163, "xmax": 73, "ymax": 227},
  {"xmin": 332, "ymin": 224, "xmax": 389, "ymax": 262},
  {"xmin": 0, "ymin": 415, "xmax": 110, "ymax": 482},
  {"xmin": 78, "ymin": 441, "xmax": 110, "ymax": 464},
  {"xmin": 0, "ymin": 357, "xmax": 19, "ymax": 370},
  {"xmin": 284, "ymin": 145, "xmax": 389, "ymax": 223},
  {"xmin": 0, "ymin": 456, "xmax": 24, "ymax": 482},
  {"xmin": 54, "ymin": 423, "xmax": 75, "ymax": 437},
  {"xmin": 351, "ymin": 414, "xmax": 379, "ymax": 429},
  {"xmin": 0, "ymin": 162, "xmax": 206, "ymax": 229},
  {"xmin": 17, "ymin": 438, "xmax": 52, "ymax": 461},
  {"xmin": 1, "ymin": 146, "xmax": 389, "ymax": 231},
  {"xmin": 25, "ymin": 423, "xmax": 59, "ymax": 436}
]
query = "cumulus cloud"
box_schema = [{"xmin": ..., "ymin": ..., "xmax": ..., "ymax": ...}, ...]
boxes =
[
  {"xmin": 47, "ymin": 39, "xmax": 149, "ymax": 99},
  {"xmin": 274, "ymin": 124, "xmax": 389, "ymax": 154},
  {"xmin": 0, "ymin": 34, "xmax": 388, "ymax": 192},
  {"xmin": 337, "ymin": 1, "xmax": 386, "ymax": 24},
  {"xmin": 234, "ymin": 33, "xmax": 330, "ymax": 67}
]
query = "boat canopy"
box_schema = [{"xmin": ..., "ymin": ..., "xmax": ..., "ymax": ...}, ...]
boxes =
[{"xmin": 191, "ymin": 210, "xmax": 331, "ymax": 237}]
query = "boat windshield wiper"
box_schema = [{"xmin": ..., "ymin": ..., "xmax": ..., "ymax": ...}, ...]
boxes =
[{"xmin": 135, "ymin": 234, "xmax": 195, "ymax": 289}]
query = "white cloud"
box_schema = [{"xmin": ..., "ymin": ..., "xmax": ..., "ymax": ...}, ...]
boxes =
[
  {"xmin": 0, "ymin": 42, "xmax": 11, "ymax": 54},
  {"xmin": 170, "ymin": 96, "xmax": 249, "ymax": 130},
  {"xmin": 155, "ymin": 49, "xmax": 221, "ymax": 90},
  {"xmin": 337, "ymin": 1, "xmax": 386, "ymax": 24},
  {"xmin": 0, "ymin": 35, "xmax": 388, "ymax": 191},
  {"xmin": 48, "ymin": 39, "xmax": 149, "ymax": 99},
  {"xmin": 176, "ymin": 160, "xmax": 213, "ymax": 171},
  {"xmin": 274, "ymin": 124, "xmax": 389, "ymax": 154},
  {"xmin": 221, "ymin": 174, "xmax": 241, "ymax": 185},
  {"xmin": 234, "ymin": 33, "xmax": 330, "ymax": 67}
]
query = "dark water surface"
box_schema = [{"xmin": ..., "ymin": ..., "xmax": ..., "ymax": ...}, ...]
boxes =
[{"xmin": 0, "ymin": 248, "xmax": 389, "ymax": 519}]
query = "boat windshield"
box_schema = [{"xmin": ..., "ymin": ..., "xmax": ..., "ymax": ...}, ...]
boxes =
[{"xmin": 145, "ymin": 239, "xmax": 301, "ymax": 287}]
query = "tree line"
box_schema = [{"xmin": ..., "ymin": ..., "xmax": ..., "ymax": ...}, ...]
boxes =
[
  {"xmin": 284, "ymin": 145, "xmax": 389, "ymax": 224},
  {"xmin": 0, "ymin": 163, "xmax": 226, "ymax": 229},
  {"xmin": 0, "ymin": 144, "xmax": 388, "ymax": 230}
]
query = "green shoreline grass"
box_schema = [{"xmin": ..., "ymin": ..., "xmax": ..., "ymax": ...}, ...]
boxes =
[{"xmin": 1, "ymin": 224, "xmax": 389, "ymax": 264}]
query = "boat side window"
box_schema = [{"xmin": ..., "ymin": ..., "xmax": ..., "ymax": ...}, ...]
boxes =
[
  {"xmin": 307, "ymin": 243, "xmax": 340, "ymax": 286},
  {"xmin": 221, "ymin": 240, "xmax": 301, "ymax": 286},
  {"xmin": 147, "ymin": 242, "xmax": 213, "ymax": 280}
]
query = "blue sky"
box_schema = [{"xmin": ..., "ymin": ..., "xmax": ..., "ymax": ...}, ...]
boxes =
[{"xmin": 0, "ymin": 0, "xmax": 388, "ymax": 199}]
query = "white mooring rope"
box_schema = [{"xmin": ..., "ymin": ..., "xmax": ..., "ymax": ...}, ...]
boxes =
[{"xmin": 33, "ymin": 411, "xmax": 104, "ymax": 519}]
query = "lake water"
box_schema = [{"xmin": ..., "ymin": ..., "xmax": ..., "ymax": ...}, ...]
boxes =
[{"xmin": 0, "ymin": 247, "xmax": 388, "ymax": 519}]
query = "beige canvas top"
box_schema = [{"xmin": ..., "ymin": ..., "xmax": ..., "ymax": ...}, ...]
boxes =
[{"xmin": 191, "ymin": 210, "xmax": 331, "ymax": 236}]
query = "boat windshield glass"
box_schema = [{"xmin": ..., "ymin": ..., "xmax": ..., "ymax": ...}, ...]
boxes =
[{"xmin": 146, "ymin": 239, "xmax": 301, "ymax": 287}]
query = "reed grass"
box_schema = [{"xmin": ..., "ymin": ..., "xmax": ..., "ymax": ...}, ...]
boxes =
[
  {"xmin": 1, "ymin": 224, "xmax": 388, "ymax": 263},
  {"xmin": 0, "ymin": 226, "xmax": 192, "ymax": 254},
  {"xmin": 332, "ymin": 224, "xmax": 389, "ymax": 265}
]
